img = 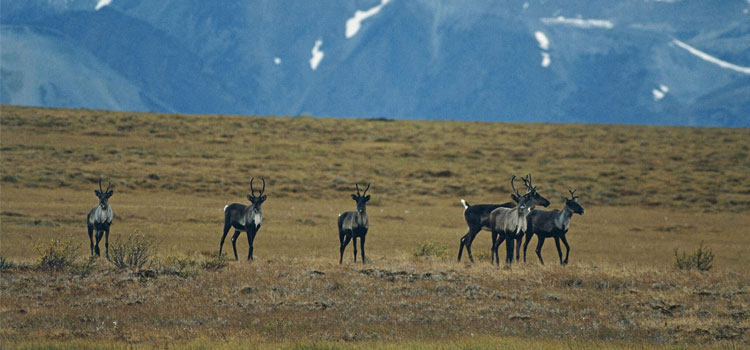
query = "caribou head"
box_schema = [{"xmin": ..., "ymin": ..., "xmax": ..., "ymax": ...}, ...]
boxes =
[
  {"xmin": 565, "ymin": 189, "xmax": 584, "ymax": 215},
  {"xmin": 247, "ymin": 177, "xmax": 267, "ymax": 207},
  {"xmin": 510, "ymin": 173, "xmax": 550, "ymax": 207},
  {"xmin": 351, "ymin": 183, "xmax": 371, "ymax": 213},
  {"xmin": 94, "ymin": 179, "xmax": 113, "ymax": 209}
]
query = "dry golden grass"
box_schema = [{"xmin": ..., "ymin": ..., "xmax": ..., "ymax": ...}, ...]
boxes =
[{"xmin": 1, "ymin": 105, "xmax": 749, "ymax": 348}]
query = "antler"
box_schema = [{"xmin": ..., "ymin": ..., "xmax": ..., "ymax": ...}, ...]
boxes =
[
  {"xmin": 362, "ymin": 183, "xmax": 370, "ymax": 196},
  {"xmin": 521, "ymin": 173, "xmax": 538, "ymax": 192},
  {"xmin": 250, "ymin": 177, "xmax": 256, "ymax": 197},
  {"xmin": 569, "ymin": 189, "xmax": 578, "ymax": 200},
  {"xmin": 98, "ymin": 178, "xmax": 103, "ymax": 193},
  {"xmin": 105, "ymin": 182, "xmax": 111, "ymax": 193},
  {"xmin": 510, "ymin": 175, "xmax": 521, "ymax": 196},
  {"xmin": 355, "ymin": 184, "xmax": 361, "ymax": 197},
  {"xmin": 249, "ymin": 177, "xmax": 266, "ymax": 197},
  {"xmin": 521, "ymin": 174, "xmax": 531, "ymax": 190}
]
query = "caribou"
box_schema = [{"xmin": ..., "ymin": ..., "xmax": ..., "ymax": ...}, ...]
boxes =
[
  {"xmin": 87, "ymin": 179, "xmax": 114, "ymax": 259},
  {"xmin": 338, "ymin": 183, "xmax": 370, "ymax": 264},
  {"xmin": 488, "ymin": 175, "xmax": 536, "ymax": 265},
  {"xmin": 457, "ymin": 174, "xmax": 550, "ymax": 263},
  {"xmin": 522, "ymin": 189, "xmax": 584, "ymax": 265},
  {"xmin": 220, "ymin": 177, "xmax": 266, "ymax": 261}
]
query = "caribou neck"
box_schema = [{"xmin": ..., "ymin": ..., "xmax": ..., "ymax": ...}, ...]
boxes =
[
  {"xmin": 245, "ymin": 203, "xmax": 262, "ymax": 225},
  {"xmin": 554, "ymin": 206, "xmax": 574, "ymax": 232},
  {"xmin": 94, "ymin": 205, "xmax": 113, "ymax": 223},
  {"xmin": 356, "ymin": 208, "xmax": 368, "ymax": 228}
]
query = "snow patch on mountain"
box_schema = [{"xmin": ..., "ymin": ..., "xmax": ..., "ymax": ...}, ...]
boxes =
[
  {"xmin": 534, "ymin": 31, "xmax": 549, "ymax": 50},
  {"xmin": 534, "ymin": 31, "xmax": 551, "ymax": 67},
  {"xmin": 672, "ymin": 39, "xmax": 750, "ymax": 74},
  {"xmin": 652, "ymin": 84, "xmax": 669, "ymax": 101},
  {"xmin": 346, "ymin": 0, "xmax": 391, "ymax": 39},
  {"xmin": 95, "ymin": 0, "xmax": 112, "ymax": 11},
  {"xmin": 541, "ymin": 16, "xmax": 613, "ymax": 29},
  {"xmin": 541, "ymin": 52, "xmax": 551, "ymax": 68},
  {"xmin": 310, "ymin": 40, "xmax": 324, "ymax": 70}
]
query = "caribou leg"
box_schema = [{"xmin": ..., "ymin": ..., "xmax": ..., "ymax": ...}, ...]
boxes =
[
  {"xmin": 219, "ymin": 222, "xmax": 231, "ymax": 257},
  {"xmin": 491, "ymin": 233, "xmax": 506, "ymax": 267},
  {"xmin": 94, "ymin": 230, "xmax": 103, "ymax": 256},
  {"xmin": 458, "ymin": 226, "xmax": 481, "ymax": 263},
  {"xmin": 104, "ymin": 226, "xmax": 110, "ymax": 260},
  {"xmin": 246, "ymin": 225, "xmax": 256, "ymax": 261},
  {"xmin": 535, "ymin": 237, "xmax": 546, "ymax": 265},
  {"xmin": 522, "ymin": 231, "xmax": 533, "ymax": 263},
  {"xmin": 514, "ymin": 233, "xmax": 523, "ymax": 263},
  {"xmin": 560, "ymin": 235, "xmax": 570, "ymax": 265},
  {"xmin": 360, "ymin": 235, "xmax": 366, "ymax": 264},
  {"xmin": 554, "ymin": 237, "xmax": 564, "ymax": 265},
  {"xmin": 339, "ymin": 234, "xmax": 351, "ymax": 264},
  {"xmin": 87, "ymin": 225, "xmax": 95, "ymax": 256},
  {"xmin": 490, "ymin": 230, "xmax": 499, "ymax": 265},
  {"xmin": 230, "ymin": 230, "xmax": 242, "ymax": 261},
  {"xmin": 352, "ymin": 236, "xmax": 358, "ymax": 262},
  {"xmin": 505, "ymin": 236, "xmax": 514, "ymax": 264}
]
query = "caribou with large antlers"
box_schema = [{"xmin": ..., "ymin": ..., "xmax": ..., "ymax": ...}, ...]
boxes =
[
  {"xmin": 458, "ymin": 174, "xmax": 550, "ymax": 263},
  {"xmin": 522, "ymin": 189, "xmax": 584, "ymax": 265},
  {"xmin": 338, "ymin": 183, "xmax": 370, "ymax": 264},
  {"xmin": 220, "ymin": 177, "xmax": 267, "ymax": 261},
  {"xmin": 488, "ymin": 175, "xmax": 536, "ymax": 265},
  {"xmin": 488, "ymin": 177, "xmax": 535, "ymax": 265},
  {"xmin": 87, "ymin": 179, "xmax": 114, "ymax": 259}
]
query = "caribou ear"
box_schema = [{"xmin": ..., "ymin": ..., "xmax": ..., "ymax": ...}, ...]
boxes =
[
  {"xmin": 351, "ymin": 194, "xmax": 358, "ymax": 200},
  {"xmin": 364, "ymin": 195, "xmax": 371, "ymax": 201},
  {"xmin": 107, "ymin": 190, "xmax": 114, "ymax": 197},
  {"xmin": 511, "ymin": 193, "xmax": 520, "ymax": 203},
  {"xmin": 247, "ymin": 195, "xmax": 253, "ymax": 201},
  {"xmin": 260, "ymin": 195, "xmax": 267, "ymax": 201},
  {"xmin": 94, "ymin": 190, "xmax": 101, "ymax": 196}
]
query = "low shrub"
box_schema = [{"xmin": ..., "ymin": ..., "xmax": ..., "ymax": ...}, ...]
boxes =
[
  {"xmin": 34, "ymin": 238, "xmax": 79, "ymax": 271},
  {"xmin": 674, "ymin": 241, "xmax": 714, "ymax": 272},
  {"xmin": 109, "ymin": 231, "xmax": 156, "ymax": 270}
]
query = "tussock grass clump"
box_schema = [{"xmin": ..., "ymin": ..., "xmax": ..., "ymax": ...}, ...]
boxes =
[
  {"xmin": 70, "ymin": 255, "xmax": 99, "ymax": 277},
  {"xmin": 674, "ymin": 241, "xmax": 714, "ymax": 272},
  {"xmin": 413, "ymin": 241, "xmax": 449, "ymax": 259},
  {"xmin": 109, "ymin": 231, "xmax": 156, "ymax": 270},
  {"xmin": 0, "ymin": 256, "xmax": 15, "ymax": 272},
  {"xmin": 34, "ymin": 238, "xmax": 79, "ymax": 271},
  {"xmin": 199, "ymin": 252, "xmax": 229, "ymax": 271},
  {"xmin": 156, "ymin": 253, "xmax": 200, "ymax": 277}
]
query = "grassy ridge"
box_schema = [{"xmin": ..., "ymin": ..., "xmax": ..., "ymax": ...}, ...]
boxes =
[
  {"xmin": 1, "ymin": 105, "xmax": 748, "ymax": 211},
  {"xmin": 1, "ymin": 105, "xmax": 749, "ymax": 348}
]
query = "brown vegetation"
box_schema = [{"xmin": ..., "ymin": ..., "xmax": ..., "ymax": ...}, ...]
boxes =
[{"xmin": 1, "ymin": 105, "xmax": 749, "ymax": 348}]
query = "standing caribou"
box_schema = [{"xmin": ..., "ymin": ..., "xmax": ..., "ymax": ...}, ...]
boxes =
[
  {"xmin": 522, "ymin": 189, "xmax": 584, "ymax": 265},
  {"xmin": 489, "ymin": 182, "xmax": 535, "ymax": 265},
  {"xmin": 457, "ymin": 174, "xmax": 550, "ymax": 263},
  {"xmin": 338, "ymin": 184, "xmax": 370, "ymax": 264},
  {"xmin": 87, "ymin": 179, "xmax": 114, "ymax": 259},
  {"xmin": 220, "ymin": 177, "xmax": 266, "ymax": 261}
]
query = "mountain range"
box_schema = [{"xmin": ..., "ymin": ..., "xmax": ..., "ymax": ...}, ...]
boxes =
[{"xmin": 1, "ymin": 0, "xmax": 749, "ymax": 126}]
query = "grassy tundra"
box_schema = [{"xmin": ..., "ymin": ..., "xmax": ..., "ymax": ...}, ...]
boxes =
[{"xmin": 1, "ymin": 105, "xmax": 748, "ymax": 349}]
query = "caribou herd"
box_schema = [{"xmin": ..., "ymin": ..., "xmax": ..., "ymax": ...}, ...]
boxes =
[{"xmin": 87, "ymin": 174, "xmax": 583, "ymax": 266}]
